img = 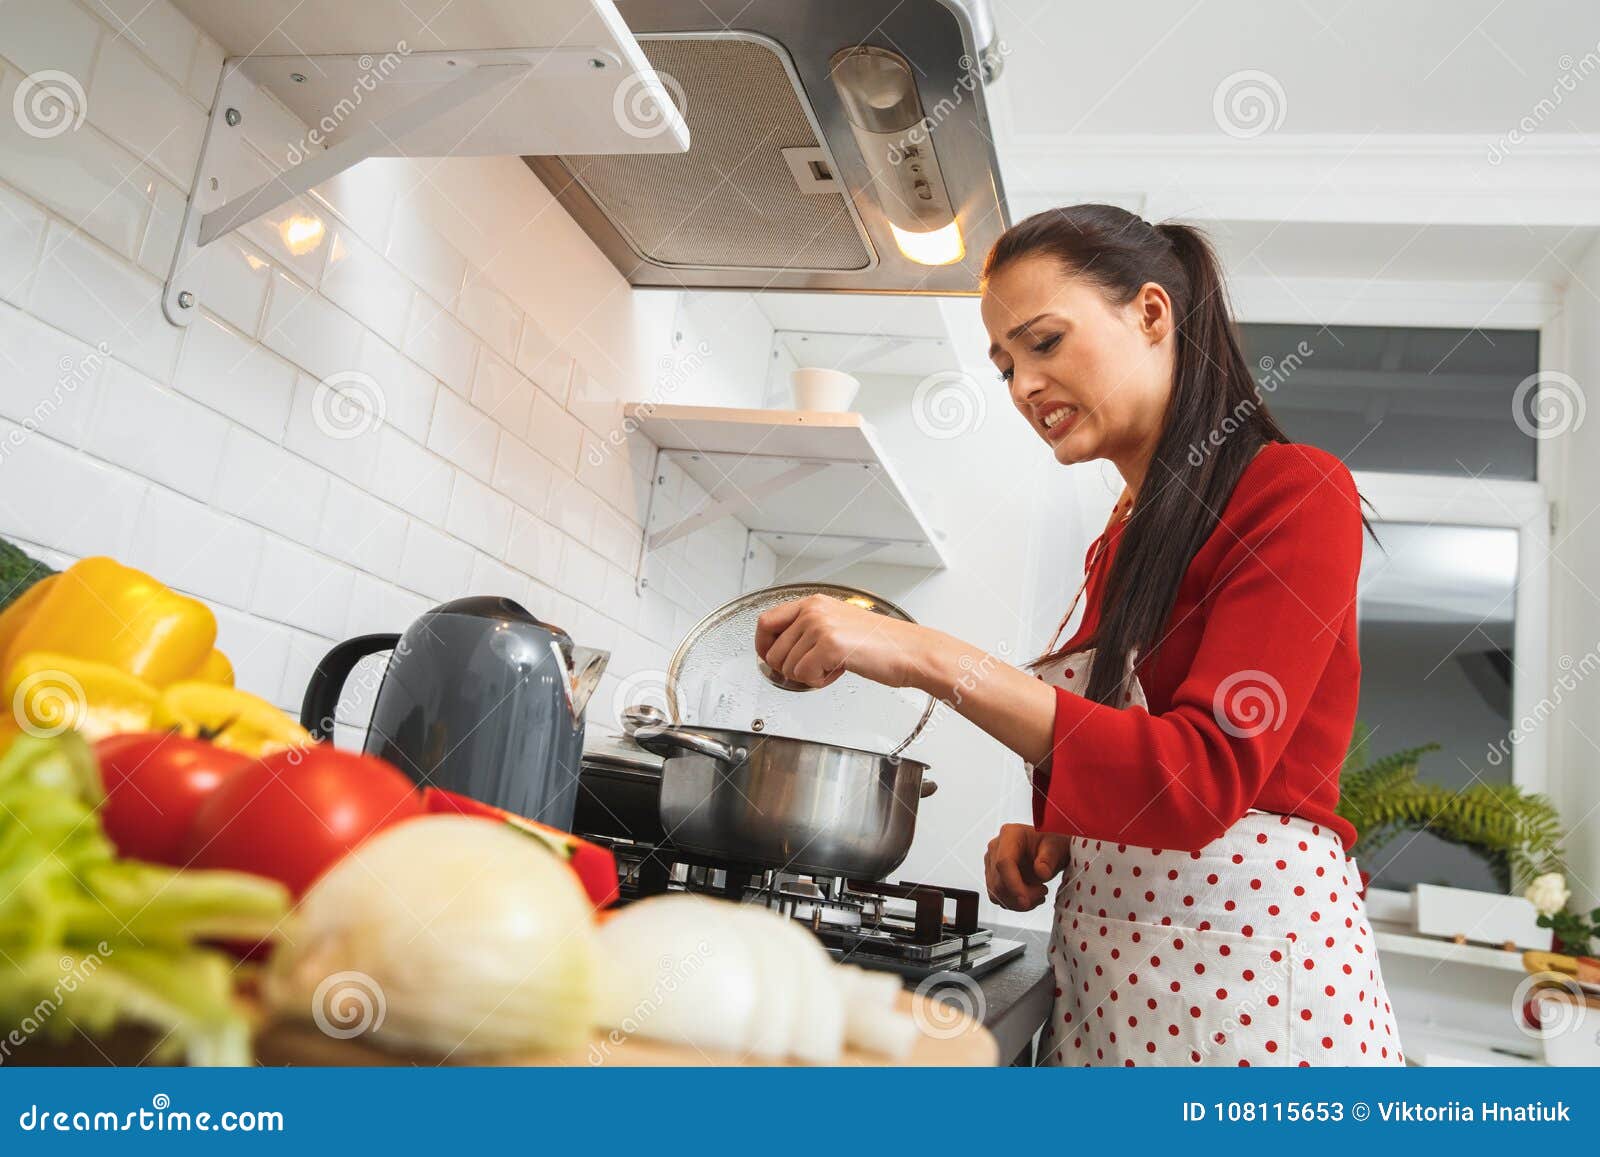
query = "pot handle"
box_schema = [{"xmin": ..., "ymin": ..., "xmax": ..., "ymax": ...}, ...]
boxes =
[
  {"xmin": 300, "ymin": 633, "xmax": 401, "ymax": 741},
  {"xmin": 919, "ymin": 777, "xmax": 938, "ymax": 799},
  {"xmin": 622, "ymin": 704, "xmax": 747, "ymax": 766}
]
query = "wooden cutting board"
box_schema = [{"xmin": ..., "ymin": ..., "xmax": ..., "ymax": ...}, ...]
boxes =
[{"xmin": 255, "ymin": 990, "xmax": 997, "ymax": 1067}]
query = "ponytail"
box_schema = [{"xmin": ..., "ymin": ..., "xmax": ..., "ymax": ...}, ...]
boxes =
[{"xmin": 983, "ymin": 206, "xmax": 1289, "ymax": 704}]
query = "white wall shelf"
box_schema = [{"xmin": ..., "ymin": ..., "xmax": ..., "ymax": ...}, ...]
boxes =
[
  {"xmin": 623, "ymin": 403, "xmax": 949, "ymax": 591},
  {"xmin": 1372, "ymin": 922, "xmax": 1528, "ymax": 973},
  {"xmin": 162, "ymin": 0, "xmax": 687, "ymax": 325}
]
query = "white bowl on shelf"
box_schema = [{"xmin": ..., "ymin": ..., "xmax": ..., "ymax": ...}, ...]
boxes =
[{"xmin": 790, "ymin": 367, "xmax": 860, "ymax": 413}]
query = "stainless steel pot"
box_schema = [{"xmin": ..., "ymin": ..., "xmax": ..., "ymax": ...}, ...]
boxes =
[{"xmin": 621, "ymin": 705, "xmax": 936, "ymax": 879}]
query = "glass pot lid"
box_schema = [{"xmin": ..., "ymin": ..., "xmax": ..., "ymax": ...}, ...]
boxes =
[{"xmin": 665, "ymin": 583, "xmax": 936, "ymax": 757}]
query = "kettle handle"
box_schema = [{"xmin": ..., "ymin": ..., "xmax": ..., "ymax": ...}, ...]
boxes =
[{"xmin": 300, "ymin": 633, "xmax": 401, "ymax": 740}]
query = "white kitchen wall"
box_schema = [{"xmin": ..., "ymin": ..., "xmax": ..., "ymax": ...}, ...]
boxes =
[
  {"xmin": 0, "ymin": 0, "xmax": 777, "ymax": 737},
  {"xmin": 1550, "ymin": 236, "xmax": 1600, "ymax": 911}
]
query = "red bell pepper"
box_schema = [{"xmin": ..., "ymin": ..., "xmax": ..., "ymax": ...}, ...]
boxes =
[{"xmin": 421, "ymin": 787, "xmax": 619, "ymax": 909}]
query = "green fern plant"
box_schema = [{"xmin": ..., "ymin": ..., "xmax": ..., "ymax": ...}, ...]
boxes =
[{"xmin": 1336, "ymin": 722, "xmax": 1566, "ymax": 891}]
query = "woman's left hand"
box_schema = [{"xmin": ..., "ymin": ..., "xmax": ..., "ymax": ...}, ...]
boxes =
[{"xmin": 754, "ymin": 595, "xmax": 932, "ymax": 691}]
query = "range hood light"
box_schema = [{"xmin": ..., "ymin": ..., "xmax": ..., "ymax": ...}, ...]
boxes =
[
  {"xmin": 890, "ymin": 219, "xmax": 965, "ymax": 266},
  {"xmin": 831, "ymin": 46, "xmax": 965, "ymax": 268}
]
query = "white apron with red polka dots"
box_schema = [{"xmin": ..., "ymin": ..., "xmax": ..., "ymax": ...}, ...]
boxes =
[{"xmin": 1031, "ymin": 650, "xmax": 1402, "ymax": 1067}]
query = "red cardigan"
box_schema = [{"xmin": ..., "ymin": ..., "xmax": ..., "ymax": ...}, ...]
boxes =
[{"xmin": 1035, "ymin": 443, "xmax": 1362, "ymax": 851}]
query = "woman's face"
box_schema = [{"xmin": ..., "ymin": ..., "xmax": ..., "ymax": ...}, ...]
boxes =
[{"xmin": 981, "ymin": 254, "xmax": 1177, "ymax": 471}]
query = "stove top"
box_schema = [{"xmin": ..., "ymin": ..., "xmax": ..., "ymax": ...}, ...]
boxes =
[{"xmin": 589, "ymin": 836, "xmax": 1025, "ymax": 981}]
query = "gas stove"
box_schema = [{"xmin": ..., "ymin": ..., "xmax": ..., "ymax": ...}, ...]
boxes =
[{"xmin": 589, "ymin": 835, "xmax": 1025, "ymax": 980}]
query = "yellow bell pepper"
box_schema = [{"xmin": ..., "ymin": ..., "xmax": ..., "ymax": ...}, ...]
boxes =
[
  {"xmin": 5, "ymin": 651, "xmax": 159, "ymax": 742},
  {"xmin": 0, "ymin": 557, "xmax": 222, "ymax": 688},
  {"xmin": 193, "ymin": 649, "xmax": 235, "ymax": 687},
  {"xmin": 151, "ymin": 682, "xmax": 310, "ymax": 756},
  {"xmin": 0, "ymin": 573, "xmax": 57, "ymax": 666}
]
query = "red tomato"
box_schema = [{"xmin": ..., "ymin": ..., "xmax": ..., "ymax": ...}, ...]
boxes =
[
  {"xmin": 94, "ymin": 733, "xmax": 252, "ymax": 864},
  {"xmin": 181, "ymin": 745, "xmax": 424, "ymax": 896}
]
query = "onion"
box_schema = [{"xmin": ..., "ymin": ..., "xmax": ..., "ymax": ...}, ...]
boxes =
[
  {"xmin": 594, "ymin": 894, "xmax": 915, "ymax": 1063},
  {"xmin": 264, "ymin": 815, "xmax": 596, "ymax": 1057}
]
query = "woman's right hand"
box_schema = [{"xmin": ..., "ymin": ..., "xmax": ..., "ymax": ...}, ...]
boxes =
[{"xmin": 984, "ymin": 823, "xmax": 1073, "ymax": 910}]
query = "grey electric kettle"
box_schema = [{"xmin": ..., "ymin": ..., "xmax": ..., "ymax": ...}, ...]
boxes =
[{"xmin": 300, "ymin": 597, "xmax": 609, "ymax": 829}]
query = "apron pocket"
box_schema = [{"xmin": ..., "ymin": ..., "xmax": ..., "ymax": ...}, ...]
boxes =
[{"xmin": 1052, "ymin": 913, "xmax": 1296, "ymax": 1066}]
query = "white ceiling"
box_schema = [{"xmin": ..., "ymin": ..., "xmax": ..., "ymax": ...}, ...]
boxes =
[{"xmin": 989, "ymin": 0, "xmax": 1600, "ymax": 137}]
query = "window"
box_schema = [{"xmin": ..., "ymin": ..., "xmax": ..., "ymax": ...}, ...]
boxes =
[
  {"xmin": 1355, "ymin": 522, "xmax": 1518, "ymax": 892},
  {"xmin": 1240, "ymin": 322, "xmax": 1548, "ymax": 895},
  {"xmin": 1238, "ymin": 324, "xmax": 1540, "ymax": 481}
]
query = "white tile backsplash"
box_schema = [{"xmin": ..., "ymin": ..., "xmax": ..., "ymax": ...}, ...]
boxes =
[
  {"xmin": 129, "ymin": 484, "xmax": 261, "ymax": 609},
  {"xmin": 262, "ymin": 269, "xmax": 364, "ymax": 383},
  {"xmin": 212, "ymin": 425, "xmax": 329, "ymax": 540},
  {"xmin": 399, "ymin": 520, "xmax": 473, "ymax": 602},
  {"xmin": 321, "ymin": 227, "xmax": 411, "ymax": 348},
  {"xmin": 445, "ymin": 470, "xmax": 513, "ymax": 556},
  {"xmin": 0, "ymin": 0, "xmax": 768, "ymax": 735},
  {"xmin": 85, "ymin": 35, "xmax": 204, "ymax": 187},
  {"xmin": 31, "ymin": 221, "xmax": 180, "ymax": 379},
  {"xmin": 427, "ymin": 387, "xmax": 497, "ymax": 481},
  {"xmin": 173, "ymin": 313, "xmax": 295, "ymax": 437},
  {"xmin": 0, "ymin": 0, "xmax": 101, "ymax": 78},
  {"xmin": 404, "ymin": 292, "xmax": 477, "ymax": 395},
  {"xmin": 0, "ymin": 184, "xmax": 46, "ymax": 303},
  {"xmin": 86, "ymin": 358, "xmax": 225, "ymax": 498},
  {"xmin": 0, "ymin": 70, "xmax": 153, "ymax": 259},
  {"xmin": 252, "ymin": 534, "xmax": 354, "ymax": 637}
]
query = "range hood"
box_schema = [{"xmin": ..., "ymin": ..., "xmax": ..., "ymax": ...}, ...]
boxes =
[{"xmin": 525, "ymin": 0, "xmax": 1010, "ymax": 295}]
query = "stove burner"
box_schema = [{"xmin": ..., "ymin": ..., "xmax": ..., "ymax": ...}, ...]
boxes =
[{"xmin": 589, "ymin": 836, "xmax": 1024, "ymax": 980}]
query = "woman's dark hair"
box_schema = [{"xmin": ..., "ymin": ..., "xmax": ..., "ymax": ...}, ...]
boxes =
[{"xmin": 983, "ymin": 203, "xmax": 1291, "ymax": 706}]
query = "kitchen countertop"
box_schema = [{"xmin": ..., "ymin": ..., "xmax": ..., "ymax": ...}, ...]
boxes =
[{"xmin": 924, "ymin": 922, "xmax": 1053, "ymax": 1065}]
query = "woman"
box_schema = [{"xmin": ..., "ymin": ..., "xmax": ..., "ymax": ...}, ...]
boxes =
[{"xmin": 754, "ymin": 204, "xmax": 1400, "ymax": 1067}]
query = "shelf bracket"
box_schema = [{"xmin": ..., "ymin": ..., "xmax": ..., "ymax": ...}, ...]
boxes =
[
  {"xmin": 164, "ymin": 53, "xmax": 539, "ymax": 326},
  {"xmin": 646, "ymin": 459, "xmax": 827, "ymax": 550}
]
